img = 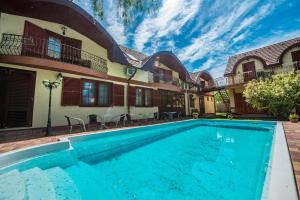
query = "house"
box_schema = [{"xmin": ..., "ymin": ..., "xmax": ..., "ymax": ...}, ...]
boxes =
[
  {"xmin": 189, "ymin": 71, "xmax": 216, "ymax": 114},
  {"xmin": 0, "ymin": 0, "xmax": 215, "ymax": 138},
  {"xmin": 224, "ymin": 37, "xmax": 300, "ymax": 114}
]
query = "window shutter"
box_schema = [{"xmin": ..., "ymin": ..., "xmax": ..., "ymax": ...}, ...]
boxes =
[
  {"xmin": 128, "ymin": 86, "xmax": 136, "ymax": 106},
  {"xmin": 62, "ymin": 37, "xmax": 82, "ymax": 65},
  {"xmin": 113, "ymin": 84, "xmax": 124, "ymax": 106},
  {"xmin": 22, "ymin": 21, "xmax": 46, "ymax": 57},
  {"xmin": 164, "ymin": 70, "xmax": 172, "ymax": 81},
  {"xmin": 61, "ymin": 77, "xmax": 80, "ymax": 106},
  {"xmin": 152, "ymin": 89, "xmax": 160, "ymax": 107}
]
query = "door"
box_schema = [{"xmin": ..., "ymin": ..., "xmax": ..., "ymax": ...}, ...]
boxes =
[
  {"xmin": 199, "ymin": 96, "xmax": 205, "ymax": 114},
  {"xmin": 242, "ymin": 61, "xmax": 256, "ymax": 82},
  {"xmin": 0, "ymin": 67, "xmax": 36, "ymax": 128},
  {"xmin": 291, "ymin": 50, "xmax": 300, "ymax": 71},
  {"xmin": 234, "ymin": 93, "xmax": 265, "ymax": 114}
]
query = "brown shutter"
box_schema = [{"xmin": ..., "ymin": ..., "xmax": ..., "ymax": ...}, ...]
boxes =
[
  {"xmin": 164, "ymin": 70, "xmax": 172, "ymax": 81},
  {"xmin": 22, "ymin": 21, "xmax": 46, "ymax": 57},
  {"xmin": 113, "ymin": 84, "xmax": 124, "ymax": 106},
  {"xmin": 128, "ymin": 86, "xmax": 136, "ymax": 106},
  {"xmin": 62, "ymin": 37, "xmax": 82, "ymax": 65},
  {"xmin": 153, "ymin": 67, "xmax": 160, "ymax": 82},
  {"xmin": 61, "ymin": 77, "xmax": 80, "ymax": 106},
  {"xmin": 152, "ymin": 89, "xmax": 160, "ymax": 107}
]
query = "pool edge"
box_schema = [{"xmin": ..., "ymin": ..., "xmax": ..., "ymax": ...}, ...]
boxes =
[{"xmin": 262, "ymin": 122, "xmax": 298, "ymax": 200}]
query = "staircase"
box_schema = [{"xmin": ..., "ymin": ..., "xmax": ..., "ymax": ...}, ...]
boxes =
[
  {"xmin": 0, "ymin": 161, "xmax": 119, "ymax": 200},
  {"xmin": 217, "ymin": 89, "xmax": 230, "ymax": 114}
]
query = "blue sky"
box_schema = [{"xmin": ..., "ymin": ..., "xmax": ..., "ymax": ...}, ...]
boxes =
[{"xmin": 76, "ymin": 0, "xmax": 300, "ymax": 78}]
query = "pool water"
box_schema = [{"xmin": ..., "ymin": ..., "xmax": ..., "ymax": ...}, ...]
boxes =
[{"xmin": 0, "ymin": 120, "xmax": 275, "ymax": 200}]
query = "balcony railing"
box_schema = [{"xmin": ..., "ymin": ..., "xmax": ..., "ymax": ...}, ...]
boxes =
[
  {"xmin": 199, "ymin": 62, "xmax": 299, "ymax": 92},
  {"xmin": 0, "ymin": 33, "xmax": 108, "ymax": 73},
  {"xmin": 152, "ymin": 73, "xmax": 181, "ymax": 87}
]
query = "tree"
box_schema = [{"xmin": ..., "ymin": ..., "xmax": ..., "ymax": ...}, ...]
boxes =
[
  {"xmin": 87, "ymin": 0, "xmax": 158, "ymax": 25},
  {"xmin": 243, "ymin": 71, "xmax": 300, "ymax": 119}
]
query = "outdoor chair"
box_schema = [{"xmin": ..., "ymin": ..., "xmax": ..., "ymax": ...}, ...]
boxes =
[
  {"xmin": 153, "ymin": 112, "xmax": 159, "ymax": 121},
  {"xmin": 126, "ymin": 114, "xmax": 134, "ymax": 126},
  {"xmin": 115, "ymin": 114, "xmax": 126, "ymax": 127},
  {"xmin": 65, "ymin": 116, "xmax": 86, "ymax": 134},
  {"xmin": 87, "ymin": 114, "xmax": 100, "ymax": 130}
]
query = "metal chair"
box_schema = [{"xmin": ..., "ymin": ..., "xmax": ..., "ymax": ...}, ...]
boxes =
[
  {"xmin": 126, "ymin": 114, "xmax": 134, "ymax": 126},
  {"xmin": 115, "ymin": 114, "xmax": 126, "ymax": 127},
  {"xmin": 65, "ymin": 116, "xmax": 86, "ymax": 134},
  {"xmin": 87, "ymin": 114, "xmax": 99, "ymax": 130}
]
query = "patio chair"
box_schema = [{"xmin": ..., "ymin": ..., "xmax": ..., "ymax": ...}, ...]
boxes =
[
  {"xmin": 153, "ymin": 112, "xmax": 159, "ymax": 121},
  {"xmin": 87, "ymin": 114, "xmax": 100, "ymax": 130},
  {"xmin": 65, "ymin": 116, "xmax": 86, "ymax": 134},
  {"xmin": 126, "ymin": 114, "xmax": 134, "ymax": 126},
  {"xmin": 115, "ymin": 114, "xmax": 126, "ymax": 127}
]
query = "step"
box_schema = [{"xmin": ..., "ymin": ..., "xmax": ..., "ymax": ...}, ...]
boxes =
[
  {"xmin": 22, "ymin": 167, "xmax": 56, "ymax": 200},
  {"xmin": 44, "ymin": 167, "xmax": 81, "ymax": 200},
  {"xmin": 0, "ymin": 170, "xmax": 25, "ymax": 200},
  {"xmin": 65, "ymin": 162, "xmax": 119, "ymax": 200}
]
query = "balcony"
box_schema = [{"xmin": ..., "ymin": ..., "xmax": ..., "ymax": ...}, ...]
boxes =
[
  {"xmin": 199, "ymin": 62, "xmax": 299, "ymax": 92},
  {"xmin": 152, "ymin": 73, "xmax": 181, "ymax": 86},
  {"xmin": 0, "ymin": 33, "xmax": 108, "ymax": 73}
]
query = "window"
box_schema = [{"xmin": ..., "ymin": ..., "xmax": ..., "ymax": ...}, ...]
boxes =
[
  {"xmin": 98, "ymin": 83, "xmax": 109, "ymax": 106},
  {"xmin": 135, "ymin": 88, "xmax": 143, "ymax": 106},
  {"xmin": 144, "ymin": 89, "xmax": 151, "ymax": 106},
  {"xmin": 47, "ymin": 36, "xmax": 61, "ymax": 59},
  {"xmin": 82, "ymin": 81, "xmax": 95, "ymax": 105}
]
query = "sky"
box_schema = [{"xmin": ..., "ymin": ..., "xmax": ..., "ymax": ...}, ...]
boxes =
[{"xmin": 76, "ymin": 0, "xmax": 300, "ymax": 78}]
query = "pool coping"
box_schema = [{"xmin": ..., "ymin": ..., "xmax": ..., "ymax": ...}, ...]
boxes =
[
  {"xmin": 262, "ymin": 122, "xmax": 298, "ymax": 200},
  {"xmin": 0, "ymin": 120, "xmax": 298, "ymax": 199}
]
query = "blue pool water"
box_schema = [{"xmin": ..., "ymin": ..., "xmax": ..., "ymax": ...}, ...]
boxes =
[{"xmin": 0, "ymin": 120, "xmax": 275, "ymax": 200}]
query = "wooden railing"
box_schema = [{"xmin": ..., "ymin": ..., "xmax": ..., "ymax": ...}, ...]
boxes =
[{"xmin": 0, "ymin": 33, "xmax": 108, "ymax": 73}]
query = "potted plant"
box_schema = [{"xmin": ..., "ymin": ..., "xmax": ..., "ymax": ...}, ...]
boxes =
[
  {"xmin": 192, "ymin": 112, "xmax": 199, "ymax": 119},
  {"xmin": 289, "ymin": 113, "xmax": 299, "ymax": 123}
]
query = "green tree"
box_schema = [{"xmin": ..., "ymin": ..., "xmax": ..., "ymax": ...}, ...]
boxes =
[
  {"xmin": 243, "ymin": 71, "xmax": 300, "ymax": 120},
  {"xmin": 88, "ymin": 0, "xmax": 158, "ymax": 25}
]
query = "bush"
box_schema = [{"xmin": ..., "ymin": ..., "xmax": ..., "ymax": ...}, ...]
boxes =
[{"xmin": 243, "ymin": 71, "xmax": 300, "ymax": 120}]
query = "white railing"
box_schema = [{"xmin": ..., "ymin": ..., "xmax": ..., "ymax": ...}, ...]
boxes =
[{"xmin": 199, "ymin": 61, "xmax": 299, "ymax": 91}]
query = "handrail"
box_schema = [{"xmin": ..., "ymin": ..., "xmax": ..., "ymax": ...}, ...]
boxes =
[{"xmin": 0, "ymin": 33, "xmax": 108, "ymax": 73}]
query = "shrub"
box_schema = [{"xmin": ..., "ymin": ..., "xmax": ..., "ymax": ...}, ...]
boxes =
[{"xmin": 243, "ymin": 71, "xmax": 300, "ymax": 120}]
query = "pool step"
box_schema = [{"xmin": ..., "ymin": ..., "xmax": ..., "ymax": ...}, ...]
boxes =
[
  {"xmin": 22, "ymin": 167, "xmax": 56, "ymax": 200},
  {"xmin": 0, "ymin": 170, "xmax": 25, "ymax": 200},
  {"xmin": 65, "ymin": 161, "xmax": 119, "ymax": 200},
  {"xmin": 44, "ymin": 167, "xmax": 81, "ymax": 200}
]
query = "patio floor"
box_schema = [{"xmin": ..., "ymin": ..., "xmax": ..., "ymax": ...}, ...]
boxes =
[{"xmin": 283, "ymin": 122, "xmax": 300, "ymax": 195}]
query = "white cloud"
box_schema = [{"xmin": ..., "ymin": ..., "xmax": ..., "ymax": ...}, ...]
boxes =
[
  {"xmin": 134, "ymin": 0, "xmax": 201, "ymax": 52},
  {"xmin": 193, "ymin": 58, "xmax": 215, "ymax": 72},
  {"xmin": 103, "ymin": 0, "xmax": 127, "ymax": 45}
]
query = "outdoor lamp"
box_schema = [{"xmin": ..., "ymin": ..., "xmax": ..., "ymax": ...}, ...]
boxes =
[{"xmin": 42, "ymin": 73, "xmax": 64, "ymax": 136}]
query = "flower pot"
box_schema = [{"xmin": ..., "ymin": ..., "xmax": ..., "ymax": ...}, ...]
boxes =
[
  {"xmin": 192, "ymin": 113, "xmax": 199, "ymax": 119},
  {"xmin": 290, "ymin": 118, "xmax": 298, "ymax": 123}
]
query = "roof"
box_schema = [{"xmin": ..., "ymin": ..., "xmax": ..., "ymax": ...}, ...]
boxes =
[
  {"xmin": 1, "ymin": 0, "xmax": 129, "ymax": 66},
  {"xmin": 190, "ymin": 70, "xmax": 214, "ymax": 84},
  {"xmin": 225, "ymin": 36, "xmax": 300, "ymax": 75},
  {"xmin": 119, "ymin": 45, "xmax": 148, "ymax": 67},
  {"xmin": 142, "ymin": 51, "xmax": 194, "ymax": 83}
]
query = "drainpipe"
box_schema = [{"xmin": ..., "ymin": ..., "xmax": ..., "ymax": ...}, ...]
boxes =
[{"xmin": 127, "ymin": 67, "xmax": 137, "ymax": 115}]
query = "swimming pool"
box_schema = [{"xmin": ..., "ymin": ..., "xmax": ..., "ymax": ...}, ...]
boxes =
[{"xmin": 0, "ymin": 120, "xmax": 275, "ymax": 200}]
